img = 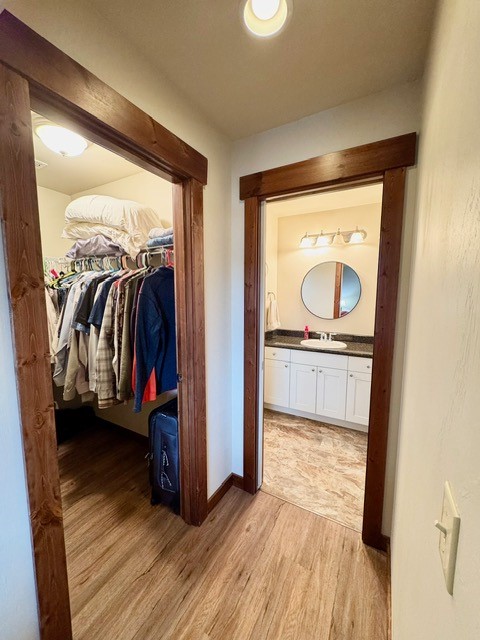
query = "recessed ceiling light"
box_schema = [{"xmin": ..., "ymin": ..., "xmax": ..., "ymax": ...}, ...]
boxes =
[
  {"xmin": 35, "ymin": 121, "xmax": 89, "ymax": 158},
  {"xmin": 243, "ymin": 0, "xmax": 290, "ymax": 38}
]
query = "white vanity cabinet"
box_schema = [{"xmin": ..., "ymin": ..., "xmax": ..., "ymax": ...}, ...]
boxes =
[
  {"xmin": 345, "ymin": 357, "xmax": 372, "ymax": 426},
  {"xmin": 290, "ymin": 363, "xmax": 318, "ymax": 413},
  {"xmin": 264, "ymin": 347, "xmax": 290, "ymax": 408},
  {"xmin": 264, "ymin": 346, "xmax": 372, "ymax": 429},
  {"xmin": 316, "ymin": 367, "xmax": 347, "ymax": 420}
]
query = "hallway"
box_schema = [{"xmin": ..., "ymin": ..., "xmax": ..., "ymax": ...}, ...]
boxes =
[{"xmin": 60, "ymin": 425, "xmax": 389, "ymax": 640}]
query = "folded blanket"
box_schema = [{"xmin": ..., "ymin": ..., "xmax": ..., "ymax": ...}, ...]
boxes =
[
  {"xmin": 65, "ymin": 195, "xmax": 162, "ymax": 247},
  {"xmin": 146, "ymin": 234, "xmax": 174, "ymax": 248},
  {"xmin": 66, "ymin": 235, "xmax": 125, "ymax": 259},
  {"xmin": 62, "ymin": 222, "xmax": 143, "ymax": 258},
  {"xmin": 148, "ymin": 226, "xmax": 173, "ymax": 239}
]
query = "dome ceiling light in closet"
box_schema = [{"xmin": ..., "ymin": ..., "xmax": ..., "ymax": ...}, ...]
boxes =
[{"xmin": 34, "ymin": 115, "xmax": 90, "ymax": 158}]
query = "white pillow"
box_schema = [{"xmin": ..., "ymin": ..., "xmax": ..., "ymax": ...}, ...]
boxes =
[
  {"xmin": 62, "ymin": 222, "xmax": 142, "ymax": 258},
  {"xmin": 65, "ymin": 195, "xmax": 163, "ymax": 242}
]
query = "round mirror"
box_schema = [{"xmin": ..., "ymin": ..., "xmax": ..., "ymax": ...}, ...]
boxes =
[{"xmin": 301, "ymin": 262, "xmax": 361, "ymax": 319}]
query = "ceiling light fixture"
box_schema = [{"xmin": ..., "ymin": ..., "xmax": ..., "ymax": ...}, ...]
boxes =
[
  {"xmin": 35, "ymin": 122, "xmax": 89, "ymax": 158},
  {"xmin": 243, "ymin": 0, "xmax": 289, "ymax": 38},
  {"xmin": 299, "ymin": 227, "xmax": 367, "ymax": 248}
]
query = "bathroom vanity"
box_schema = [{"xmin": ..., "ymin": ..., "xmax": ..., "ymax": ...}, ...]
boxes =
[{"xmin": 264, "ymin": 334, "xmax": 373, "ymax": 431}]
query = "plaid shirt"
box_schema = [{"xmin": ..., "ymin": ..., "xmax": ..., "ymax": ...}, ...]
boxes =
[{"xmin": 96, "ymin": 284, "xmax": 118, "ymax": 408}]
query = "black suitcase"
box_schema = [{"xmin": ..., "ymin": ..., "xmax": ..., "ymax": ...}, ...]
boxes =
[{"xmin": 148, "ymin": 398, "xmax": 180, "ymax": 513}]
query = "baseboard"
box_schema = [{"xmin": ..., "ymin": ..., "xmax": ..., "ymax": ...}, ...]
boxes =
[
  {"xmin": 207, "ymin": 473, "xmax": 246, "ymax": 513},
  {"xmin": 264, "ymin": 403, "xmax": 368, "ymax": 433},
  {"xmin": 232, "ymin": 473, "xmax": 245, "ymax": 490}
]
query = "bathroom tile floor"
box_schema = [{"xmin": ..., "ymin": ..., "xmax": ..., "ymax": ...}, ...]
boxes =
[{"xmin": 262, "ymin": 409, "xmax": 368, "ymax": 531}]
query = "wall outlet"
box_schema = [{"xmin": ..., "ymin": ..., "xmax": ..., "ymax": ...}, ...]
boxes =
[{"xmin": 435, "ymin": 481, "xmax": 461, "ymax": 595}]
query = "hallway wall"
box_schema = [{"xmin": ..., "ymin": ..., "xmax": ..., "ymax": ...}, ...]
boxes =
[
  {"xmin": 391, "ymin": 1, "xmax": 480, "ymax": 638},
  {"xmin": 231, "ymin": 80, "xmax": 422, "ymax": 535}
]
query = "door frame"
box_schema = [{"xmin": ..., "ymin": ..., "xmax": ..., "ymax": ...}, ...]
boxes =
[
  {"xmin": 0, "ymin": 11, "xmax": 208, "ymax": 640},
  {"xmin": 240, "ymin": 133, "xmax": 417, "ymax": 550}
]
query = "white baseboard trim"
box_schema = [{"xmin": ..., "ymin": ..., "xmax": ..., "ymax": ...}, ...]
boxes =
[{"xmin": 264, "ymin": 403, "xmax": 368, "ymax": 433}]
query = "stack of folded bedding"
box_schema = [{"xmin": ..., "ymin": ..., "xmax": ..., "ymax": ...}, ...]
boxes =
[
  {"xmin": 62, "ymin": 195, "xmax": 164, "ymax": 259},
  {"xmin": 146, "ymin": 226, "xmax": 174, "ymax": 249}
]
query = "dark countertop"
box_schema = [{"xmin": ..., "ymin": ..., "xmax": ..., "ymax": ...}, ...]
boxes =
[{"xmin": 265, "ymin": 335, "xmax": 373, "ymax": 359}]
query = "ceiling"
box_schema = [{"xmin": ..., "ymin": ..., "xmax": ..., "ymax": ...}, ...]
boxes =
[
  {"xmin": 91, "ymin": 0, "xmax": 437, "ymax": 139},
  {"xmin": 32, "ymin": 112, "xmax": 143, "ymax": 195},
  {"xmin": 267, "ymin": 183, "xmax": 383, "ymax": 218}
]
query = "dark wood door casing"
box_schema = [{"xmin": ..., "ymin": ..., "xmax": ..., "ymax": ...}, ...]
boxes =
[
  {"xmin": 240, "ymin": 134, "xmax": 417, "ymax": 550},
  {"xmin": 0, "ymin": 10, "xmax": 209, "ymax": 639}
]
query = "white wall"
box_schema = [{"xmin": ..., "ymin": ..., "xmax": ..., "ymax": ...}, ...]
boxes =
[
  {"xmin": 391, "ymin": 2, "xmax": 480, "ymax": 638},
  {"xmin": 37, "ymin": 186, "xmax": 72, "ymax": 256},
  {"xmin": 231, "ymin": 80, "xmax": 423, "ymax": 536},
  {"xmin": 2, "ymin": 3, "xmax": 233, "ymax": 636},
  {"xmin": 73, "ymin": 170, "xmax": 173, "ymax": 227},
  {"xmin": 0, "ymin": 230, "xmax": 40, "ymax": 640},
  {"xmin": 273, "ymin": 203, "xmax": 381, "ymax": 335}
]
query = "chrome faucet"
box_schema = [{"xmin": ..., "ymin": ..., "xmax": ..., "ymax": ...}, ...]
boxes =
[
  {"xmin": 317, "ymin": 331, "xmax": 327, "ymax": 341},
  {"xmin": 328, "ymin": 333, "xmax": 337, "ymax": 341}
]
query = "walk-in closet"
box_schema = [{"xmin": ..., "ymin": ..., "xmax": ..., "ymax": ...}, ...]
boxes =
[{"xmin": 34, "ymin": 109, "xmax": 183, "ymax": 629}]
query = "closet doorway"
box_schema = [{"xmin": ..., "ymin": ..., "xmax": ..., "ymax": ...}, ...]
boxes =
[
  {"xmin": 0, "ymin": 11, "xmax": 207, "ymax": 640},
  {"xmin": 241, "ymin": 134, "xmax": 417, "ymax": 550}
]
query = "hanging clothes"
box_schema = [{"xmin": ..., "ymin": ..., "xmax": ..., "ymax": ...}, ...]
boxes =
[
  {"xmin": 133, "ymin": 267, "xmax": 177, "ymax": 412},
  {"xmin": 45, "ymin": 251, "xmax": 177, "ymax": 412}
]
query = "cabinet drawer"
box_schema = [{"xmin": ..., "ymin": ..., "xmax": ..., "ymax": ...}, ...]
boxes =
[
  {"xmin": 348, "ymin": 356, "xmax": 373, "ymax": 374},
  {"xmin": 265, "ymin": 346, "xmax": 291, "ymax": 362},
  {"xmin": 291, "ymin": 350, "xmax": 347, "ymax": 370}
]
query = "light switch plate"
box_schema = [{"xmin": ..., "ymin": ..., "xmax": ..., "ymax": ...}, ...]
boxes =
[{"xmin": 436, "ymin": 481, "xmax": 461, "ymax": 595}]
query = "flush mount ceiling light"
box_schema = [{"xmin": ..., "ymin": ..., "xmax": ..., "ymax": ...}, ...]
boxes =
[
  {"xmin": 299, "ymin": 227, "xmax": 367, "ymax": 248},
  {"xmin": 243, "ymin": 0, "xmax": 290, "ymax": 38},
  {"xmin": 35, "ymin": 118, "xmax": 89, "ymax": 158}
]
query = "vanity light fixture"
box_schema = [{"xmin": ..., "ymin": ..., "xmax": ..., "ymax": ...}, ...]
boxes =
[
  {"xmin": 35, "ymin": 117, "xmax": 89, "ymax": 158},
  {"xmin": 315, "ymin": 231, "xmax": 333, "ymax": 247},
  {"xmin": 349, "ymin": 226, "xmax": 367, "ymax": 244},
  {"xmin": 299, "ymin": 232, "xmax": 314, "ymax": 248},
  {"xmin": 299, "ymin": 227, "xmax": 367, "ymax": 248},
  {"xmin": 243, "ymin": 0, "xmax": 290, "ymax": 38}
]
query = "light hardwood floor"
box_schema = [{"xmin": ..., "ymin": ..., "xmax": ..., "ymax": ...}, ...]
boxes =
[{"xmin": 59, "ymin": 425, "xmax": 389, "ymax": 640}]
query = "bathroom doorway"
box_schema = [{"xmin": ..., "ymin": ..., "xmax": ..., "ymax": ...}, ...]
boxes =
[{"xmin": 261, "ymin": 184, "xmax": 382, "ymax": 532}]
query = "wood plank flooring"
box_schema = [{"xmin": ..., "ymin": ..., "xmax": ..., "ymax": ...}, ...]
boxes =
[{"xmin": 59, "ymin": 425, "xmax": 389, "ymax": 640}]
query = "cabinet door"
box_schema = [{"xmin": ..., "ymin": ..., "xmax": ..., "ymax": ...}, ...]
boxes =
[
  {"xmin": 316, "ymin": 367, "xmax": 347, "ymax": 420},
  {"xmin": 289, "ymin": 364, "xmax": 317, "ymax": 413},
  {"xmin": 346, "ymin": 372, "xmax": 372, "ymax": 426},
  {"xmin": 264, "ymin": 359, "xmax": 290, "ymax": 408}
]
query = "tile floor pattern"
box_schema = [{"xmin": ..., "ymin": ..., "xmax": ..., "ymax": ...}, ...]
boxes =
[{"xmin": 262, "ymin": 409, "xmax": 368, "ymax": 531}]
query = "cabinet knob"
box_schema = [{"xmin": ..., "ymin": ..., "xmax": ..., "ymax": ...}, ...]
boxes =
[
  {"xmin": 312, "ymin": 368, "xmax": 315, "ymax": 372},
  {"xmin": 285, "ymin": 364, "xmax": 288, "ymax": 368},
  {"xmin": 272, "ymin": 352, "xmax": 276, "ymax": 356},
  {"xmin": 349, "ymin": 374, "xmax": 354, "ymax": 377},
  {"xmin": 367, "ymin": 365, "xmax": 371, "ymax": 369},
  {"xmin": 318, "ymin": 369, "xmax": 322, "ymax": 373}
]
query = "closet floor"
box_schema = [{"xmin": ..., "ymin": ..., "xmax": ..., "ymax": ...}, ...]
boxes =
[
  {"xmin": 59, "ymin": 423, "xmax": 388, "ymax": 640},
  {"xmin": 262, "ymin": 409, "xmax": 368, "ymax": 531}
]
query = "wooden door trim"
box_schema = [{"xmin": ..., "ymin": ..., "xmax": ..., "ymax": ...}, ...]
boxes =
[
  {"xmin": 241, "ymin": 135, "xmax": 417, "ymax": 550},
  {"xmin": 240, "ymin": 133, "xmax": 416, "ymax": 200},
  {"xmin": 0, "ymin": 12, "xmax": 208, "ymax": 640}
]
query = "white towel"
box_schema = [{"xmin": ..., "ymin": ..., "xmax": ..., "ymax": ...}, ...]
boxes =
[{"xmin": 266, "ymin": 293, "xmax": 281, "ymax": 331}]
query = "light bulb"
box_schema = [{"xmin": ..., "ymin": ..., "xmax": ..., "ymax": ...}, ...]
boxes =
[
  {"xmin": 299, "ymin": 233, "xmax": 314, "ymax": 248},
  {"xmin": 251, "ymin": 0, "xmax": 280, "ymax": 20},
  {"xmin": 316, "ymin": 233, "xmax": 332, "ymax": 247},
  {"xmin": 349, "ymin": 227, "xmax": 366, "ymax": 244},
  {"xmin": 36, "ymin": 124, "xmax": 88, "ymax": 157}
]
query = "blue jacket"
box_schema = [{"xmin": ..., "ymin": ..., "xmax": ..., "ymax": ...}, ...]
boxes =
[{"xmin": 134, "ymin": 267, "xmax": 177, "ymax": 412}]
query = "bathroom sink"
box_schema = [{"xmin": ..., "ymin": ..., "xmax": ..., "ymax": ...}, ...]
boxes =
[{"xmin": 300, "ymin": 339, "xmax": 347, "ymax": 350}]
